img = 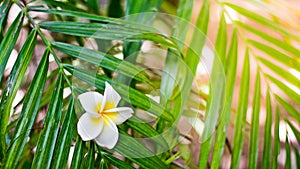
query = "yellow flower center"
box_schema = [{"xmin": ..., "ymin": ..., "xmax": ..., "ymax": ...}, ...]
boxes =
[
  {"xmin": 91, "ymin": 102, "xmax": 116, "ymax": 124},
  {"xmin": 94, "ymin": 102, "xmax": 115, "ymax": 114}
]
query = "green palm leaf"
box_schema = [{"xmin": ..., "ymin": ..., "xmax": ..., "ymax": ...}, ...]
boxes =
[
  {"xmin": 231, "ymin": 49, "xmax": 250, "ymax": 169},
  {"xmin": 51, "ymin": 42, "xmax": 150, "ymax": 83},
  {"xmin": 272, "ymin": 107, "xmax": 281, "ymax": 169},
  {"xmin": 70, "ymin": 138, "xmax": 85, "ymax": 169},
  {"xmin": 224, "ymin": 2, "xmax": 300, "ymax": 41},
  {"xmin": 211, "ymin": 15, "xmax": 237, "ymax": 169},
  {"xmin": 0, "ymin": 12, "xmax": 23, "ymax": 82},
  {"xmin": 236, "ymin": 21, "xmax": 300, "ymax": 58},
  {"xmin": 115, "ymin": 131, "xmax": 168, "ymax": 169},
  {"xmin": 102, "ymin": 152, "xmax": 135, "ymax": 169},
  {"xmin": 0, "ymin": 29, "xmax": 36, "ymax": 137},
  {"xmin": 275, "ymin": 95, "xmax": 300, "ymax": 123},
  {"xmin": 3, "ymin": 49, "xmax": 49, "ymax": 168},
  {"xmin": 51, "ymin": 98, "xmax": 75, "ymax": 169},
  {"xmin": 257, "ymin": 56, "xmax": 300, "ymax": 87},
  {"xmin": 261, "ymin": 91, "xmax": 272, "ymax": 169},
  {"xmin": 31, "ymin": 73, "xmax": 64, "ymax": 169},
  {"xmin": 0, "ymin": 0, "xmax": 11, "ymax": 41},
  {"xmin": 248, "ymin": 71, "xmax": 260, "ymax": 168}
]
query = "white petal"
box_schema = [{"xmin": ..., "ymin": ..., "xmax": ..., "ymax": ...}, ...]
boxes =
[
  {"xmin": 78, "ymin": 92, "xmax": 103, "ymax": 114},
  {"xmin": 94, "ymin": 116, "xmax": 119, "ymax": 149},
  {"xmin": 101, "ymin": 82, "xmax": 121, "ymax": 111},
  {"xmin": 77, "ymin": 113, "xmax": 104, "ymax": 141},
  {"xmin": 104, "ymin": 107, "xmax": 134, "ymax": 125}
]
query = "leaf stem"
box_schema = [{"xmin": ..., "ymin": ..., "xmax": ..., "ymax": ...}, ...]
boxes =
[{"xmin": 24, "ymin": 9, "xmax": 74, "ymax": 92}]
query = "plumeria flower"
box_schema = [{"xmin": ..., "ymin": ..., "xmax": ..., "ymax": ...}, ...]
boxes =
[{"xmin": 77, "ymin": 82, "xmax": 134, "ymax": 149}]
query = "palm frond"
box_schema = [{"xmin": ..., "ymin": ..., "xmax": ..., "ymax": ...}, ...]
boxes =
[{"xmin": 0, "ymin": 0, "xmax": 299, "ymax": 168}]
